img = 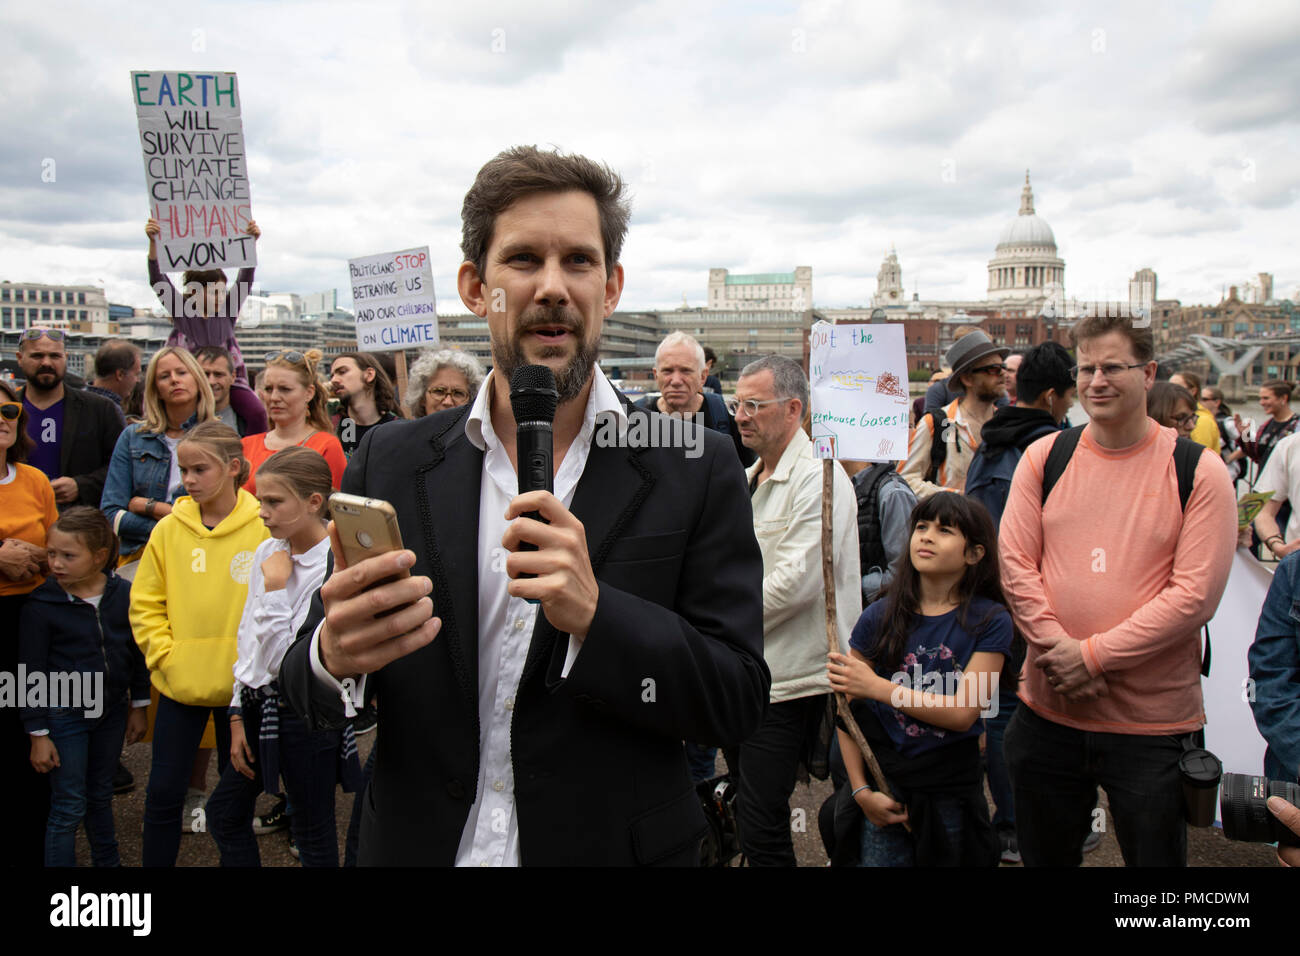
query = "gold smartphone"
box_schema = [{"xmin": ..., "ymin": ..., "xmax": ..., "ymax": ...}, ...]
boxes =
[{"xmin": 329, "ymin": 493, "xmax": 409, "ymax": 580}]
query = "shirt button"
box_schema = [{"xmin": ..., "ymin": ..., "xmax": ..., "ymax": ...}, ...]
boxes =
[
  {"xmin": 493, "ymin": 780, "xmax": 505, "ymax": 792},
  {"xmin": 479, "ymin": 860, "xmax": 490, "ymax": 867},
  {"xmin": 514, "ymin": 618, "xmax": 525, "ymax": 631},
  {"xmin": 504, "ymin": 697, "xmax": 514, "ymax": 711}
]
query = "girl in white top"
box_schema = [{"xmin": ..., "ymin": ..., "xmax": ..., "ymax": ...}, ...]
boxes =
[{"xmin": 204, "ymin": 446, "xmax": 360, "ymax": 866}]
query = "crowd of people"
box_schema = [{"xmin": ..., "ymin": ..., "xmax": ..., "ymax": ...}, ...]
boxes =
[
  {"xmin": 1, "ymin": 304, "xmax": 487, "ymax": 866},
  {"xmin": 1, "ymin": 143, "xmax": 1298, "ymax": 869}
]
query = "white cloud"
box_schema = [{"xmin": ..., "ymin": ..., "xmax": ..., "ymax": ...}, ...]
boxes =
[{"xmin": 0, "ymin": 0, "xmax": 1296, "ymax": 319}]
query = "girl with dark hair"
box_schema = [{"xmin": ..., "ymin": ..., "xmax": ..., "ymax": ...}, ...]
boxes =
[
  {"xmin": 827, "ymin": 492, "xmax": 1013, "ymax": 866},
  {"xmin": 20, "ymin": 507, "xmax": 149, "ymax": 866}
]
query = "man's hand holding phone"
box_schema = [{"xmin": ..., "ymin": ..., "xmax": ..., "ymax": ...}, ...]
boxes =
[{"xmin": 318, "ymin": 524, "xmax": 441, "ymax": 681}]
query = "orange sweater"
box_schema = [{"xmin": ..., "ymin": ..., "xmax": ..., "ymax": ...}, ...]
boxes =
[
  {"xmin": 241, "ymin": 431, "xmax": 347, "ymax": 494},
  {"xmin": 0, "ymin": 462, "xmax": 58, "ymax": 596},
  {"xmin": 999, "ymin": 420, "xmax": 1236, "ymax": 734}
]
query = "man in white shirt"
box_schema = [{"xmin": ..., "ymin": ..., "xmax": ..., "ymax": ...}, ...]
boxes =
[
  {"xmin": 730, "ymin": 354, "xmax": 861, "ymax": 866},
  {"xmin": 280, "ymin": 146, "xmax": 768, "ymax": 866}
]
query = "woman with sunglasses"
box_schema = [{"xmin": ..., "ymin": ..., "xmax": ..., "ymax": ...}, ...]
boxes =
[
  {"xmin": 241, "ymin": 349, "xmax": 346, "ymax": 494},
  {"xmin": 0, "ymin": 380, "xmax": 60, "ymax": 864}
]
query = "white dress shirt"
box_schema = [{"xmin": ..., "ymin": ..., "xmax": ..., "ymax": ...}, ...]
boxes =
[
  {"xmin": 309, "ymin": 365, "xmax": 628, "ymax": 866},
  {"xmin": 232, "ymin": 535, "xmax": 331, "ymax": 708}
]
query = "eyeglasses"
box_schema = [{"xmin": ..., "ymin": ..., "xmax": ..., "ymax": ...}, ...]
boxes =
[
  {"xmin": 426, "ymin": 386, "xmax": 470, "ymax": 403},
  {"xmin": 21, "ymin": 327, "xmax": 66, "ymax": 342},
  {"xmin": 1071, "ymin": 362, "xmax": 1149, "ymax": 381},
  {"xmin": 726, "ymin": 397, "xmax": 793, "ymax": 417},
  {"xmin": 264, "ymin": 350, "xmax": 307, "ymax": 365},
  {"xmin": 0, "ymin": 401, "xmax": 21, "ymax": 421},
  {"xmin": 969, "ymin": 363, "xmax": 1008, "ymax": 376},
  {"xmin": 1172, "ymin": 413, "xmax": 1196, "ymax": 427}
]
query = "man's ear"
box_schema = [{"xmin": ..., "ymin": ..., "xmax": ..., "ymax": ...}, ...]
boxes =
[
  {"xmin": 458, "ymin": 261, "xmax": 489, "ymax": 318},
  {"xmin": 363, "ymin": 367, "xmax": 376, "ymax": 386},
  {"xmin": 603, "ymin": 262, "xmax": 625, "ymax": 316}
]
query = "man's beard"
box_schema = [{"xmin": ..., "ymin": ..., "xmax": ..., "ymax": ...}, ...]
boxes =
[
  {"xmin": 27, "ymin": 366, "xmax": 63, "ymax": 395},
  {"xmin": 491, "ymin": 305, "xmax": 598, "ymax": 404},
  {"xmin": 974, "ymin": 382, "xmax": 1004, "ymax": 403}
]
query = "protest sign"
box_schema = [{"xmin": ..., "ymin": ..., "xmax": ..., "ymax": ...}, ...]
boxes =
[
  {"xmin": 132, "ymin": 70, "xmax": 255, "ymax": 270},
  {"xmin": 809, "ymin": 321, "xmax": 910, "ymax": 461},
  {"xmin": 347, "ymin": 247, "xmax": 438, "ymax": 351}
]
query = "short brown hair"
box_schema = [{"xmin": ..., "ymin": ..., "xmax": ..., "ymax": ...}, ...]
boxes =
[
  {"xmin": 460, "ymin": 146, "xmax": 631, "ymax": 279},
  {"xmin": 1262, "ymin": 379, "xmax": 1292, "ymax": 401},
  {"xmin": 1071, "ymin": 314, "xmax": 1154, "ymax": 364},
  {"xmin": 51, "ymin": 505, "xmax": 119, "ymax": 570},
  {"xmin": 0, "ymin": 379, "xmax": 34, "ymax": 463}
]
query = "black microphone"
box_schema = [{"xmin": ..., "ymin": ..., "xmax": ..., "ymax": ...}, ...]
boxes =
[{"xmin": 509, "ymin": 365, "xmax": 558, "ymax": 593}]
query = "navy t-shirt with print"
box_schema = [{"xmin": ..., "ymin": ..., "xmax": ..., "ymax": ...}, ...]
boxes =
[{"xmin": 849, "ymin": 596, "xmax": 1013, "ymax": 758}]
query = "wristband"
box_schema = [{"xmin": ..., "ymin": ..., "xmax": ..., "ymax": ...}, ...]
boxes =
[
  {"xmin": 1266, "ymin": 535, "xmax": 1284, "ymax": 545},
  {"xmin": 229, "ymin": 715, "xmax": 243, "ymax": 722},
  {"xmin": 145, "ymin": 498, "xmax": 157, "ymax": 518},
  {"xmin": 851, "ymin": 785, "xmax": 871, "ymax": 797}
]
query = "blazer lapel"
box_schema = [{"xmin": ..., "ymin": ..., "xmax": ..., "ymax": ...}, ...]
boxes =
[
  {"xmin": 520, "ymin": 414, "xmax": 655, "ymax": 685},
  {"xmin": 414, "ymin": 409, "xmax": 482, "ymax": 723}
]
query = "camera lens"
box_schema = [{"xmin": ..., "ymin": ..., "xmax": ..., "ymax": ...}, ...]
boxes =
[{"xmin": 1220, "ymin": 772, "xmax": 1300, "ymax": 847}]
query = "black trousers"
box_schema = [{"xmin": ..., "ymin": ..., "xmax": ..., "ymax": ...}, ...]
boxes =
[
  {"xmin": 1004, "ymin": 703, "xmax": 1189, "ymax": 866},
  {"xmin": 730, "ymin": 694, "xmax": 827, "ymax": 867},
  {"xmin": 1, "ymin": 593, "xmax": 50, "ymax": 867}
]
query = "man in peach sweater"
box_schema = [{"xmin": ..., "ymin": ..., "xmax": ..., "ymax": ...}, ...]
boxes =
[{"xmin": 1000, "ymin": 315, "xmax": 1236, "ymax": 866}]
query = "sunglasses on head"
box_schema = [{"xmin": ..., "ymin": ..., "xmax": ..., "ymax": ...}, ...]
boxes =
[
  {"xmin": 21, "ymin": 327, "xmax": 66, "ymax": 342},
  {"xmin": 264, "ymin": 350, "xmax": 307, "ymax": 365},
  {"xmin": 0, "ymin": 401, "xmax": 21, "ymax": 421}
]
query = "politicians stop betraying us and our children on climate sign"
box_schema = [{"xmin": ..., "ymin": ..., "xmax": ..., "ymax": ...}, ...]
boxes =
[
  {"xmin": 132, "ymin": 70, "xmax": 255, "ymax": 271},
  {"xmin": 348, "ymin": 247, "xmax": 438, "ymax": 351},
  {"xmin": 810, "ymin": 321, "xmax": 910, "ymax": 462}
]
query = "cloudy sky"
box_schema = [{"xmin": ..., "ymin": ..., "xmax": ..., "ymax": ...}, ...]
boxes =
[{"xmin": 3, "ymin": 0, "xmax": 1297, "ymax": 316}]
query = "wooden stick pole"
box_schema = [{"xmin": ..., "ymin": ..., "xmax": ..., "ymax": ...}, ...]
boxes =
[
  {"xmin": 394, "ymin": 350, "xmax": 409, "ymax": 413},
  {"xmin": 822, "ymin": 458, "xmax": 896, "ymax": 801}
]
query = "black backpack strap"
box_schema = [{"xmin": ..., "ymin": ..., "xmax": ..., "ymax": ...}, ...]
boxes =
[
  {"xmin": 1169, "ymin": 436, "xmax": 1210, "ymax": 675},
  {"xmin": 1040, "ymin": 425, "xmax": 1085, "ymax": 506},
  {"xmin": 922, "ymin": 407, "xmax": 949, "ymax": 485},
  {"xmin": 1172, "ymin": 436, "xmax": 1201, "ymax": 513}
]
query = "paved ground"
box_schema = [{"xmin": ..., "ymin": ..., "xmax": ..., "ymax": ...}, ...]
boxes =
[{"xmin": 76, "ymin": 735, "xmax": 1280, "ymax": 867}]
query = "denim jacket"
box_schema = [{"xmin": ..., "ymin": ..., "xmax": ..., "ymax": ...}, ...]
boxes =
[
  {"xmin": 99, "ymin": 415, "xmax": 197, "ymax": 555},
  {"xmin": 1249, "ymin": 550, "xmax": 1300, "ymax": 782}
]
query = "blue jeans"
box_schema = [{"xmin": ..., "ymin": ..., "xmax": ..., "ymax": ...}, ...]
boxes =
[
  {"xmin": 142, "ymin": 693, "xmax": 231, "ymax": 867},
  {"xmin": 859, "ymin": 787, "xmax": 965, "ymax": 866},
  {"xmin": 45, "ymin": 700, "xmax": 129, "ymax": 867},
  {"xmin": 984, "ymin": 691, "xmax": 1018, "ymax": 830},
  {"xmin": 1004, "ymin": 703, "xmax": 1188, "ymax": 866},
  {"xmin": 685, "ymin": 742, "xmax": 718, "ymax": 783},
  {"xmin": 206, "ymin": 698, "xmax": 342, "ymax": 867}
]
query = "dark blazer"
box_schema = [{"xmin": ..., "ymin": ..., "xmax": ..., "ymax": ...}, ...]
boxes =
[
  {"xmin": 281, "ymin": 398, "xmax": 770, "ymax": 865},
  {"xmin": 19, "ymin": 384, "xmax": 123, "ymax": 507}
]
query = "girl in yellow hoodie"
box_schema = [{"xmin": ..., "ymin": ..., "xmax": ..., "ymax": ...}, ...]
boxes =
[{"xmin": 130, "ymin": 421, "xmax": 269, "ymax": 866}]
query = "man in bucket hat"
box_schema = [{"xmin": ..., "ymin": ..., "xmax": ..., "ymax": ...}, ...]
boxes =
[{"xmin": 900, "ymin": 329, "xmax": 1010, "ymax": 499}]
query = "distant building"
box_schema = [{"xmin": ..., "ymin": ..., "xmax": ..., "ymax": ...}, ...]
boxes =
[
  {"xmin": 707, "ymin": 267, "xmax": 813, "ymax": 311},
  {"xmin": 0, "ymin": 281, "xmax": 111, "ymax": 335}
]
